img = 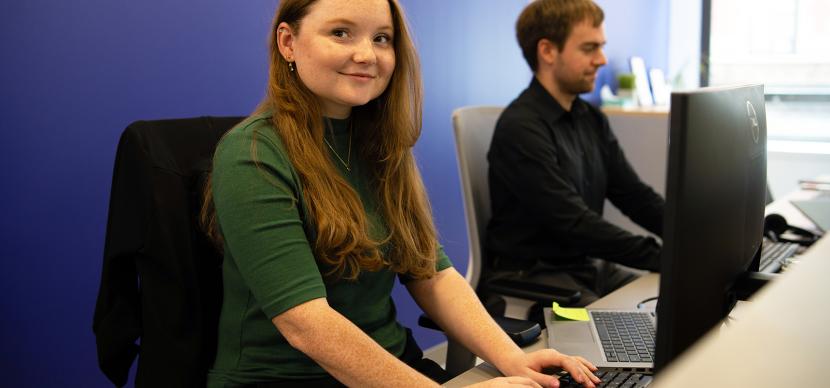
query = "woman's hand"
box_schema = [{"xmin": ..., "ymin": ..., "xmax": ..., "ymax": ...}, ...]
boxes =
[
  {"xmin": 498, "ymin": 349, "xmax": 601, "ymax": 388},
  {"xmin": 466, "ymin": 376, "xmax": 542, "ymax": 387}
]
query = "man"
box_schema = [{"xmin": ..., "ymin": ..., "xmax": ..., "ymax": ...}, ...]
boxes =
[{"xmin": 486, "ymin": 0, "xmax": 664, "ymax": 307}]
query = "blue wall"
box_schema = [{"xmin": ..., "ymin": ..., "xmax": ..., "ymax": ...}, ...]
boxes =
[
  {"xmin": 587, "ymin": 0, "xmax": 670, "ymax": 103},
  {"xmin": 597, "ymin": 0, "xmax": 669, "ymax": 75},
  {"xmin": 0, "ymin": 1, "xmax": 666, "ymax": 385},
  {"xmin": 389, "ymin": 0, "xmax": 531, "ymax": 350}
]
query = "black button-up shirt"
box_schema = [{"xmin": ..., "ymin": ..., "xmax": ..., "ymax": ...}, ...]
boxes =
[{"xmin": 486, "ymin": 78, "xmax": 664, "ymax": 270}]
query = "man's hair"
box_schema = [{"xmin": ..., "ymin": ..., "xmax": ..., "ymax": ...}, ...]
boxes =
[{"xmin": 516, "ymin": 0, "xmax": 604, "ymax": 71}]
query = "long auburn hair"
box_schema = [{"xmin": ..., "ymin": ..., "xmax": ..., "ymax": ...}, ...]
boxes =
[{"xmin": 202, "ymin": 0, "xmax": 439, "ymax": 281}]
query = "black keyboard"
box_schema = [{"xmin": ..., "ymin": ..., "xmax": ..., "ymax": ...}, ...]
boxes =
[
  {"xmin": 557, "ymin": 370, "xmax": 653, "ymax": 387},
  {"xmin": 592, "ymin": 311, "xmax": 655, "ymax": 363},
  {"xmin": 759, "ymin": 238, "xmax": 799, "ymax": 273}
]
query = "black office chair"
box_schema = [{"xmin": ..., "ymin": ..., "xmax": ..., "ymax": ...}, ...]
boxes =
[{"xmin": 93, "ymin": 116, "xmax": 243, "ymax": 387}]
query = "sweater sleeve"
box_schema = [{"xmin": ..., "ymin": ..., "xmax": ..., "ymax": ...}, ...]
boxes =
[{"xmin": 212, "ymin": 122, "xmax": 327, "ymax": 319}]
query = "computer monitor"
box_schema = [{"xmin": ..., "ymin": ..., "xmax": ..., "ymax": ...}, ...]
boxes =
[{"xmin": 654, "ymin": 84, "xmax": 767, "ymax": 372}]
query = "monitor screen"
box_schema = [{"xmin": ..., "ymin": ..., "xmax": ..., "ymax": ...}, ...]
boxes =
[{"xmin": 654, "ymin": 84, "xmax": 767, "ymax": 372}]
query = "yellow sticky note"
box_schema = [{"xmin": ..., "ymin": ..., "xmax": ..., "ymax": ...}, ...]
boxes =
[{"xmin": 552, "ymin": 302, "xmax": 589, "ymax": 321}]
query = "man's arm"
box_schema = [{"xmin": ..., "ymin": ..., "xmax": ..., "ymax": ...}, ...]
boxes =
[
  {"xmin": 601, "ymin": 117, "xmax": 665, "ymax": 237},
  {"xmin": 490, "ymin": 118, "xmax": 659, "ymax": 269},
  {"xmin": 406, "ymin": 268, "xmax": 601, "ymax": 388}
]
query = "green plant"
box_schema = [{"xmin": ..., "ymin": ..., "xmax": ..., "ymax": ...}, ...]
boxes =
[{"xmin": 617, "ymin": 73, "xmax": 635, "ymax": 90}]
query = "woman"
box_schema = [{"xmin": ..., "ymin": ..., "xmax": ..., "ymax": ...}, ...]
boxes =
[{"xmin": 203, "ymin": 0, "xmax": 601, "ymax": 386}]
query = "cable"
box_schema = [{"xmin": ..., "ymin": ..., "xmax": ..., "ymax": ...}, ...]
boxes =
[{"xmin": 636, "ymin": 296, "xmax": 659, "ymax": 309}]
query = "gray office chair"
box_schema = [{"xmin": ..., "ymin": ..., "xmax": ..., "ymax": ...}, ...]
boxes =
[
  {"xmin": 452, "ymin": 106, "xmax": 503, "ymax": 290},
  {"xmin": 451, "ymin": 106, "xmax": 581, "ymax": 306},
  {"xmin": 416, "ymin": 106, "xmax": 582, "ymax": 377},
  {"xmin": 443, "ymin": 106, "xmax": 508, "ymax": 376}
]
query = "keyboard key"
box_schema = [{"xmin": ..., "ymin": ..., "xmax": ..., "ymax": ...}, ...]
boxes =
[
  {"xmin": 760, "ymin": 238, "xmax": 799, "ymax": 273},
  {"xmin": 592, "ymin": 311, "xmax": 656, "ymax": 365},
  {"xmin": 635, "ymin": 376, "xmax": 654, "ymax": 387}
]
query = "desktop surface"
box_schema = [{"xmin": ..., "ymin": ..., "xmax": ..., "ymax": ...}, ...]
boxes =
[
  {"xmin": 650, "ymin": 233, "xmax": 829, "ymax": 387},
  {"xmin": 446, "ymin": 192, "xmax": 827, "ymax": 386},
  {"xmin": 444, "ymin": 274, "xmax": 660, "ymax": 387},
  {"xmin": 791, "ymin": 197, "xmax": 830, "ymax": 232},
  {"xmin": 446, "ymin": 242, "xmax": 828, "ymax": 387}
]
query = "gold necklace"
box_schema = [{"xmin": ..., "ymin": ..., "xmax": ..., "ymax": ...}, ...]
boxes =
[{"xmin": 323, "ymin": 119, "xmax": 352, "ymax": 172}]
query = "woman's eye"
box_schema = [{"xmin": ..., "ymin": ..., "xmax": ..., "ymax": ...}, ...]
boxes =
[
  {"xmin": 332, "ymin": 29, "xmax": 349, "ymax": 38},
  {"xmin": 374, "ymin": 34, "xmax": 392, "ymax": 44}
]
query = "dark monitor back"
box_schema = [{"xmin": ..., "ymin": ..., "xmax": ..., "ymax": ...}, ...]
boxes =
[{"xmin": 654, "ymin": 84, "xmax": 767, "ymax": 372}]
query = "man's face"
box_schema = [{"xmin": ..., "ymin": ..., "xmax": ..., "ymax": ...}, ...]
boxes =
[{"xmin": 551, "ymin": 20, "xmax": 607, "ymax": 95}]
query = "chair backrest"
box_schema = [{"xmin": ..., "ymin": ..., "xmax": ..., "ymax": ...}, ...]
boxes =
[
  {"xmin": 451, "ymin": 106, "xmax": 504, "ymax": 290},
  {"xmin": 94, "ymin": 116, "xmax": 243, "ymax": 387}
]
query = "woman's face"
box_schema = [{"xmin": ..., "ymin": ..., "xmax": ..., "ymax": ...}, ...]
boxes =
[{"xmin": 279, "ymin": 0, "xmax": 396, "ymax": 119}]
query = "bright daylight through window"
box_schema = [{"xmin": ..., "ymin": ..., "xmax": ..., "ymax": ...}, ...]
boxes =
[{"xmin": 707, "ymin": 0, "xmax": 830, "ymax": 141}]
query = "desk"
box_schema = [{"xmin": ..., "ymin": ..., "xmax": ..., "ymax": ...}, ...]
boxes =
[
  {"xmin": 447, "ymin": 196, "xmax": 828, "ymax": 387},
  {"xmin": 765, "ymin": 188, "xmax": 825, "ymax": 234},
  {"xmin": 651, "ymin": 231, "xmax": 829, "ymax": 387},
  {"xmin": 445, "ymin": 274, "xmax": 661, "ymax": 387}
]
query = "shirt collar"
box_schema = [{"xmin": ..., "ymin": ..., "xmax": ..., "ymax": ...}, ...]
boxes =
[{"xmin": 525, "ymin": 77, "xmax": 590, "ymax": 125}]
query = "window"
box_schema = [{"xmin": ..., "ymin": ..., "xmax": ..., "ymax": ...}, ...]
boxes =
[
  {"xmin": 706, "ymin": 0, "xmax": 830, "ymax": 93},
  {"xmin": 704, "ymin": 0, "xmax": 830, "ymax": 141}
]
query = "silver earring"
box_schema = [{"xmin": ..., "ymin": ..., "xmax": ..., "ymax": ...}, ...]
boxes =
[{"xmin": 288, "ymin": 62, "xmax": 295, "ymax": 72}]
